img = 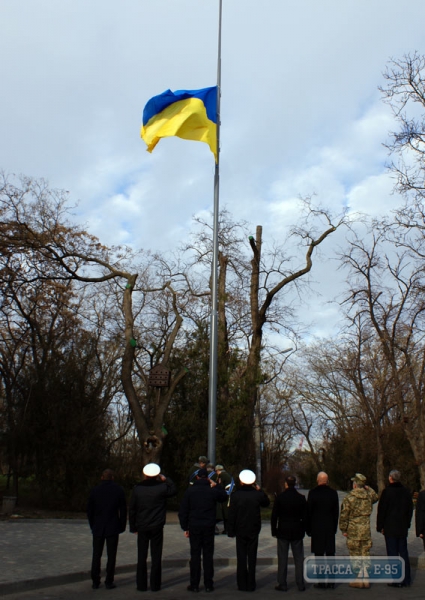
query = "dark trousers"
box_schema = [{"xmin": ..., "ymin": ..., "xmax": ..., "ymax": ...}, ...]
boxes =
[
  {"xmin": 91, "ymin": 534, "xmax": 119, "ymax": 585},
  {"xmin": 235, "ymin": 534, "xmax": 259, "ymax": 591},
  {"xmin": 189, "ymin": 525, "xmax": 215, "ymax": 588},
  {"xmin": 277, "ymin": 538, "xmax": 304, "ymax": 588},
  {"xmin": 137, "ymin": 526, "xmax": 164, "ymax": 591},
  {"xmin": 313, "ymin": 550, "xmax": 335, "ymax": 584},
  {"xmin": 385, "ymin": 536, "xmax": 411, "ymax": 585}
]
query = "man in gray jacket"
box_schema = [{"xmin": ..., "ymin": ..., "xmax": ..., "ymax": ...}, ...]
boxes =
[{"xmin": 129, "ymin": 463, "xmax": 176, "ymax": 592}]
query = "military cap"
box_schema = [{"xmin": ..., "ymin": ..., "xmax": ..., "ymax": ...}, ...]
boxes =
[
  {"xmin": 239, "ymin": 469, "xmax": 256, "ymax": 485},
  {"xmin": 351, "ymin": 473, "xmax": 367, "ymax": 483},
  {"xmin": 198, "ymin": 456, "xmax": 208, "ymax": 464},
  {"xmin": 143, "ymin": 463, "xmax": 161, "ymax": 477},
  {"xmin": 215, "ymin": 464, "xmax": 224, "ymax": 471}
]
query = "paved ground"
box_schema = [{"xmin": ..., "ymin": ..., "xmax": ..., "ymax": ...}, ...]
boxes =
[
  {"xmin": 1, "ymin": 495, "xmax": 424, "ymax": 598},
  {"xmin": 3, "ymin": 567, "xmax": 425, "ymax": 600}
]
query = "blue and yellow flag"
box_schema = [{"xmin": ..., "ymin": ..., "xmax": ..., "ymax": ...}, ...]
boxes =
[{"xmin": 141, "ymin": 86, "xmax": 218, "ymax": 161}]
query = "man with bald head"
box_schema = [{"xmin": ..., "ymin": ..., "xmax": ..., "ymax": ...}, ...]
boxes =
[{"xmin": 306, "ymin": 472, "xmax": 339, "ymax": 589}]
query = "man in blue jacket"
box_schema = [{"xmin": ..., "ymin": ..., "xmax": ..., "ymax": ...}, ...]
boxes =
[
  {"xmin": 271, "ymin": 475, "xmax": 307, "ymax": 592},
  {"xmin": 179, "ymin": 467, "xmax": 227, "ymax": 592},
  {"xmin": 129, "ymin": 463, "xmax": 176, "ymax": 592},
  {"xmin": 87, "ymin": 468, "xmax": 127, "ymax": 590}
]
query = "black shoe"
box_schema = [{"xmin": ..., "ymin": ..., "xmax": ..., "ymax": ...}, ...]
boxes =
[
  {"xmin": 187, "ymin": 585, "xmax": 200, "ymax": 592},
  {"xmin": 387, "ymin": 583, "xmax": 403, "ymax": 588},
  {"xmin": 205, "ymin": 587, "xmax": 215, "ymax": 592},
  {"xmin": 105, "ymin": 583, "xmax": 116, "ymax": 589},
  {"xmin": 298, "ymin": 586, "xmax": 306, "ymax": 592},
  {"xmin": 137, "ymin": 587, "xmax": 147, "ymax": 592},
  {"xmin": 92, "ymin": 582, "xmax": 101, "ymax": 589},
  {"xmin": 275, "ymin": 584, "xmax": 288, "ymax": 591},
  {"xmin": 314, "ymin": 583, "xmax": 326, "ymax": 588},
  {"xmin": 151, "ymin": 588, "xmax": 160, "ymax": 592}
]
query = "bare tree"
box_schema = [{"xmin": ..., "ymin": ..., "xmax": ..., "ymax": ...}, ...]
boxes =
[
  {"xmin": 343, "ymin": 227, "xmax": 425, "ymax": 486},
  {"xmin": 0, "ymin": 173, "xmax": 189, "ymax": 466}
]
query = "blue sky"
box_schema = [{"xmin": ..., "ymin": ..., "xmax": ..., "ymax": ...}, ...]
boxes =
[{"xmin": 2, "ymin": 0, "xmax": 425, "ymax": 337}]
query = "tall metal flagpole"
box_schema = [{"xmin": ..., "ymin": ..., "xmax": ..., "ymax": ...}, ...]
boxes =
[{"xmin": 207, "ymin": 0, "xmax": 222, "ymax": 465}]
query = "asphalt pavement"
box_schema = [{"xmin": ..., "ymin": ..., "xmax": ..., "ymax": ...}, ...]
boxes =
[{"xmin": 0, "ymin": 494, "xmax": 424, "ymax": 599}]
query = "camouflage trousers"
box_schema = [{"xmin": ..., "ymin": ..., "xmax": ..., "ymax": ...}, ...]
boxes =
[{"xmin": 346, "ymin": 538, "xmax": 372, "ymax": 574}]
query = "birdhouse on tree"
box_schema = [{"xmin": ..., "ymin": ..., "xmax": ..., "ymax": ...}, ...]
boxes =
[{"xmin": 148, "ymin": 365, "xmax": 171, "ymax": 388}]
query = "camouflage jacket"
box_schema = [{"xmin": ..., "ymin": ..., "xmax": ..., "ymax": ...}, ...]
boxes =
[{"xmin": 339, "ymin": 487, "xmax": 379, "ymax": 540}]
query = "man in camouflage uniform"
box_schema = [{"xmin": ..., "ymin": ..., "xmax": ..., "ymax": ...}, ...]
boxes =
[
  {"xmin": 339, "ymin": 473, "xmax": 378, "ymax": 588},
  {"xmin": 214, "ymin": 464, "xmax": 234, "ymax": 534}
]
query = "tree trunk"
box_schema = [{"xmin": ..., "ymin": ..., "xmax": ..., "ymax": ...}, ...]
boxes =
[{"xmin": 376, "ymin": 429, "xmax": 386, "ymax": 494}]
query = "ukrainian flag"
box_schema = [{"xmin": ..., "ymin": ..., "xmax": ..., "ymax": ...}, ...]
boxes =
[{"xmin": 141, "ymin": 86, "xmax": 218, "ymax": 161}]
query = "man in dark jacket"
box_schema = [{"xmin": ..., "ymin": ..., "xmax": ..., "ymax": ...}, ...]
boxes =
[
  {"xmin": 306, "ymin": 471, "xmax": 339, "ymax": 589},
  {"xmin": 227, "ymin": 469, "xmax": 270, "ymax": 592},
  {"xmin": 377, "ymin": 469, "xmax": 413, "ymax": 588},
  {"xmin": 271, "ymin": 476, "xmax": 307, "ymax": 592},
  {"xmin": 87, "ymin": 468, "xmax": 127, "ymax": 590},
  {"xmin": 129, "ymin": 463, "xmax": 176, "ymax": 592},
  {"xmin": 416, "ymin": 488, "xmax": 425, "ymax": 549},
  {"xmin": 179, "ymin": 467, "xmax": 227, "ymax": 592}
]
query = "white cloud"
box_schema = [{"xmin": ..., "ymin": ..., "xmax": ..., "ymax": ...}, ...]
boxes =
[{"xmin": 2, "ymin": 0, "xmax": 425, "ymax": 336}]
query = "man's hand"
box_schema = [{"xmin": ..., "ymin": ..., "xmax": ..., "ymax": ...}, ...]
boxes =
[
  {"xmin": 209, "ymin": 480, "xmax": 217, "ymax": 487},
  {"xmin": 184, "ymin": 531, "xmax": 190, "ymax": 538},
  {"xmin": 420, "ymin": 534, "xmax": 424, "ymax": 539},
  {"xmin": 343, "ymin": 533, "xmax": 347, "ymax": 537},
  {"xmin": 254, "ymin": 484, "xmax": 260, "ymax": 491},
  {"xmin": 159, "ymin": 474, "xmax": 166, "ymax": 482}
]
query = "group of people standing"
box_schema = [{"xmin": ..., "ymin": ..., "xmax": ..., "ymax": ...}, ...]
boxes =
[
  {"xmin": 87, "ymin": 463, "xmax": 423, "ymax": 593},
  {"xmin": 272, "ymin": 469, "xmax": 418, "ymax": 591}
]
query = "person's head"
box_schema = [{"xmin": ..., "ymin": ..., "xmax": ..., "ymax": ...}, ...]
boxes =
[
  {"xmin": 285, "ymin": 476, "xmax": 296, "ymax": 489},
  {"xmin": 239, "ymin": 469, "xmax": 256, "ymax": 486},
  {"xmin": 317, "ymin": 471, "xmax": 329, "ymax": 486},
  {"xmin": 207, "ymin": 463, "xmax": 215, "ymax": 473},
  {"xmin": 101, "ymin": 468, "xmax": 114, "ymax": 481},
  {"xmin": 389, "ymin": 470, "xmax": 401, "ymax": 483},
  {"xmin": 143, "ymin": 463, "xmax": 161, "ymax": 478},
  {"xmin": 351, "ymin": 473, "xmax": 366, "ymax": 488},
  {"xmin": 215, "ymin": 464, "xmax": 224, "ymax": 474},
  {"xmin": 198, "ymin": 456, "xmax": 208, "ymax": 468},
  {"xmin": 196, "ymin": 467, "xmax": 208, "ymax": 479}
]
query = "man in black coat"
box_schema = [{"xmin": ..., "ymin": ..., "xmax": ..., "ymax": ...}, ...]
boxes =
[
  {"xmin": 377, "ymin": 469, "xmax": 413, "ymax": 587},
  {"xmin": 271, "ymin": 476, "xmax": 307, "ymax": 592},
  {"xmin": 415, "ymin": 488, "xmax": 425, "ymax": 549},
  {"xmin": 87, "ymin": 468, "xmax": 127, "ymax": 590},
  {"xmin": 129, "ymin": 463, "xmax": 176, "ymax": 592},
  {"xmin": 179, "ymin": 467, "xmax": 227, "ymax": 592},
  {"xmin": 306, "ymin": 471, "xmax": 339, "ymax": 589},
  {"xmin": 227, "ymin": 469, "xmax": 270, "ymax": 592}
]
